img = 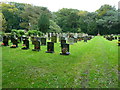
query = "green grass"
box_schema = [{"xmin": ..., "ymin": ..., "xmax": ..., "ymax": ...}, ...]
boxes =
[{"xmin": 2, "ymin": 36, "xmax": 118, "ymax": 88}]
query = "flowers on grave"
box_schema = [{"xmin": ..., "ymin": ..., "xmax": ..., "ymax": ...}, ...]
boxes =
[
  {"xmin": 35, "ymin": 47, "xmax": 39, "ymax": 49},
  {"xmin": 11, "ymin": 45, "xmax": 16, "ymax": 47},
  {"xmin": 1, "ymin": 43, "xmax": 4, "ymax": 46},
  {"xmin": 48, "ymin": 49, "xmax": 51, "ymax": 51},
  {"xmin": 22, "ymin": 44, "xmax": 26, "ymax": 48},
  {"xmin": 62, "ymin": 48, "xmax": 67, "ymax": 54}
]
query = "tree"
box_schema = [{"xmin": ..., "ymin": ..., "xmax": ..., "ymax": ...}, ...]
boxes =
[
  {"xmin": 1, "ymin": 3, "xmax": 20, "ymax": 32},
  {"xmin": 96, "ymin": 4, "xmax": 118, "ymax": 34},
  {"xmin": 54, "ymin": 8, "xmax": 81, "ymax": 32},
  {"xmin": 20, "ymin": 4, "xmax": 51, "ymax": 30},
  {"xmin": 38, "ymin": 12, "xmax": 50, "ymax": 33},
  {"xmin": 48, "ymin": 20, "xmax": 62, "ymax": 33},
  {"xmin": 0, "ymin": 13, "xmax": 7, "ymax": 32}
]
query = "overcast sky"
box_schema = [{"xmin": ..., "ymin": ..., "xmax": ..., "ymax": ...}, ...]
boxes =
[{"xmin": 3, "ymin": 0, "xmax": 120, "ymax": 12}]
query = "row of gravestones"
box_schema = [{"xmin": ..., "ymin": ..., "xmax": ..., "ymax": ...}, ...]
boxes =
[
  {"xmin": 1, "ymin": 34, "xmax": 94, "ymax": 55},
  {"xmin": 103, "ymin": 35, "xmax": 120, "ymax": 46}
]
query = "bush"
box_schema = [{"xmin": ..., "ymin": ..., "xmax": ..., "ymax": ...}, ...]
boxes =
[
  {"xmin": 4, "ymin": 33, "xmax": 11, "ymax": 36},
  {"xmin": 28, "ymin": 30, "xmax": 41, "ymax": 36},
  {"xmin": 18, "ymin": 30, "xmax": 25, "ymax": 36},
  {"xmin": 38, "ymin": 31, "xmax": 43, "ymax": 36},
  {"xmin": 11, "ymin": 29, "xmax": 18, "ymax": 35}
]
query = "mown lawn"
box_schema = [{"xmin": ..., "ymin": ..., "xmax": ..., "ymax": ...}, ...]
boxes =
[{"xmin": 2, "ymin": 36, "xmax": 118, "ymax": 88}]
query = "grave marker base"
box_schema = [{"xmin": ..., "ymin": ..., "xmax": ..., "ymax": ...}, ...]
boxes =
[
  {"xmin": 46, "ymin": 51, "xmax": 54, "ymax": 53},
  {"xmin": 10, "ymin": 45, "xmax": 18, "ymax": 48},
  {"xmin": 32, "ymin": 49, "xmax": 40, "ymax": 51},
  {"xmin": 60, "ymin": 52, "xmax": 70, "ymax": 55},
  {"xmin": 21, "ymin": 47, "xmax": 29, "ymax": 50}
]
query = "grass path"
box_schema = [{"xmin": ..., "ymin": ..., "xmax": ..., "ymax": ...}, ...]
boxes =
[{"xmin": 2, "ymin": 36, "xmax": 118, "ymax": 88}]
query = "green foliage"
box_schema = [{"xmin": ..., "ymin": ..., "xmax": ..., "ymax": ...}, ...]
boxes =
[
  {"xmin": 17, "ymin": 30, "xmax": 25, "ymax": 36},
  {"xmin": 28, "ymin": 30, "xmax": 42, "ymax": 36},
  {"xmin": 0, "ymin": 13, "xmax": 7, "ymax": 32},
  {"xmin": 1, "ymin": 3, "xmax": 20, "ymax": 32},
  {"xmin": 38, "ymin": 12, "xmax": 50, "ymax": 33},
  {"xmin": 11, "ymin": 29, "xmax": 18, "ymax": 35},
  {"xmin": 48, "ymin": 20, "xmax": 62, "ymax": 33},
  {"xmin": 37, "ymin": 31, "xmax": 43, "ymax": 36},
  {"xmin": 54, "ymin": 8, "xmax": 81, "ymax": 33},
  {"xmin": 1, "ymin": 2, "xmax": 119, "ymax": 35},
  {"xmin": 96, "ymin": 5, "xmax": 119, "ymax": 34}
]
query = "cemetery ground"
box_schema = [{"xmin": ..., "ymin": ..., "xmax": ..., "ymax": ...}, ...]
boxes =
[{"xmin": 2, "ymin": 36, "xmax": 118, "ymax": 88}]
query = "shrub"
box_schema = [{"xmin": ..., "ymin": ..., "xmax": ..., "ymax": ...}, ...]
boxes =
[
  {"xmin": 11, "ymin": 29, "xmax": 18, "ymax": 35},
  {"xmin": 28, "ymin": 30, "xmax": 38, "ymax": 36},
  {"xmin": 18, "ymin": 30, "xmax": 25, "ymax": 36},
  {"xmin": 38, "ymin": 31, "xmax": 43, "ymax": 36}
]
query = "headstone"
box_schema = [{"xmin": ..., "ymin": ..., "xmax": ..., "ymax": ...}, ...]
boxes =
[
  {"xmin": 60, "ymin": 43, "xmax": 70, "ymax": 55},
  {"xmin": 10, "ymin": 37, "xmax": 18, "ymax": 48},
  {"xmin": 109, "ymin": 36, "xmax": 113, "ymax": 41},
  {"xmin": 32, "ymin": 39, "xmax": 40, "ymax": 51},
  {"xmin": 51, "ymin": 36, "xmax": 57, "ymax": 43},
  {"xmin": 61, "ymin": 40, "xmax": 66, "ymax": 47},
  {"xmin": 41, "ymin": 38, "xmax": 46, "ymax": 45},
  {"xmin": 77, "ymin": 37, "xmax": 83, "ymax": 41},
  {"xmin": 115, "ymin": 36, "xmax": 117, "ymax": 40},
  {"xmin": 48, "ymin": 33, "xmax": 50, "ymax": 40},
  {"xmin": 31, "ymin": 36, "xmax": 35, "ymax": 44},
  {"xmin": 2, "ymin": 35, "xmax": 9, "ymax": 46},
  {"xmin": 83, "ymin": 36, "xmax": 88, "ymax": 42},
  {"xmin": 21, "ymin": 37, "xmax": 29, "ymax": 49},
  {"xmin": 18, "ymin": 36, "xmax": 22, "ymax": 43},
  {"xmin": 74, "ymin": 38, "xmax": 77, "ymax": 43},
  {"xmin": 46, "ymin": 42, "xmax": 54, "ymax": 53},
  {"xmin": 51, "ymin": 32, "xmax": 54, "ymax": 37},
  {"xmin": 10, "ymin": 35, "xmax": 14, "ymax": 43},
  {"xmin": 74, "ymin": 33, "xmax": 78, "ymax": 38}
]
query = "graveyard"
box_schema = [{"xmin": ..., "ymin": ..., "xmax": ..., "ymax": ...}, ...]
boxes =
[
  {"xmin": 1, "ymin": 35, "xmax": 118, "ymax": 88},
  {"xmin": 1, "ymin": 1, "xmax": 119, "ymax": 89}
]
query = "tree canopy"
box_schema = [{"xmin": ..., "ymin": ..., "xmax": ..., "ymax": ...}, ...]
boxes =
[{"xmin": 1, "ymin": 2, "xmax": 119, "ymax": 35}]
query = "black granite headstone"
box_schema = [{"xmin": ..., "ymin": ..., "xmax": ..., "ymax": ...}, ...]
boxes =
[
  {"xmin": 51, "ymin": 36, "xmax": 57, "ymax": 43},
  {"xmin": 46, "ymin": 42, "xmax": 54, "ymax": 53},
  {"xmin": 41, "ymin": 38, "xmax": 46, "ymax": 45},
  {"xmin": 60, "ymin": 43, "xmax": 70, "ymax": 55},
  {"xmin": 21, "ymin": 37, "xmax": 29, "ymax": 49},
  {"xmin": 48, "ymin": 33, "xmax": 50, "ymax": 40},
  {"xmin": 32, "ymin": 39, "xmax": 40, "ymax": 51},
  {"xmin": 115, "ymin": 36, "xmax": 117, "ymax": 40},
  {"xmin": 3, "ymin": 35, "xmax": 9, "ymax": 46},
  {"xmin": 10, "ymin": 37, "xmax": 18, "ymax": 48},
  {"xmin": 61, "ymin": 40, "xmax": 66, "ymax": 47}
]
